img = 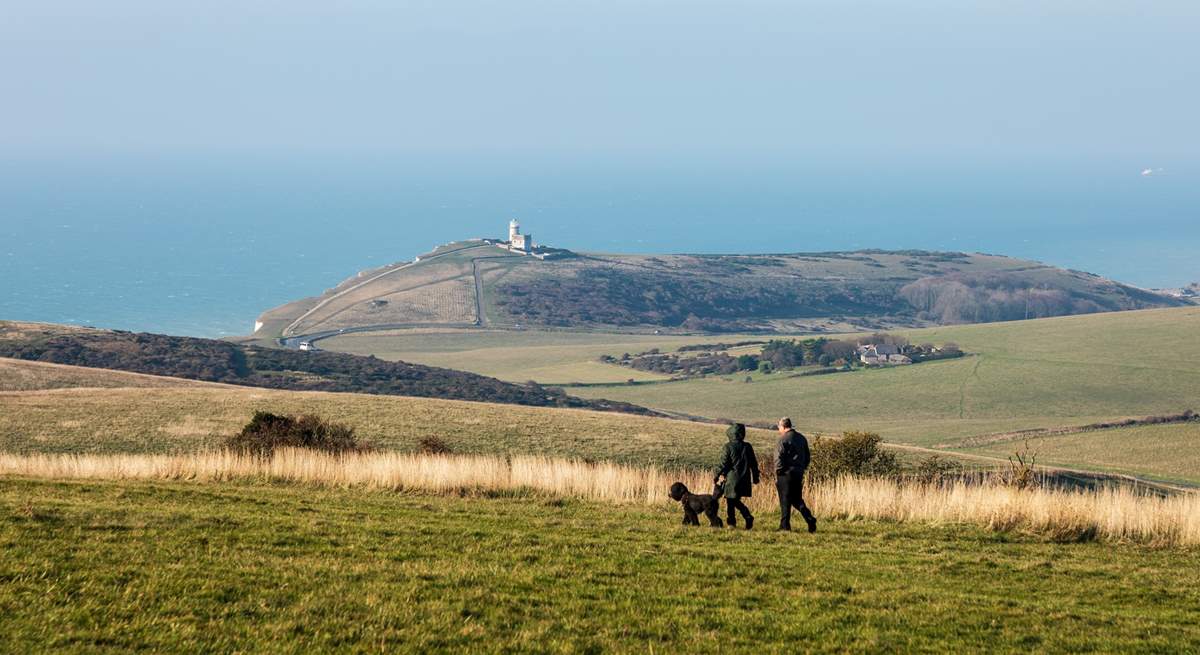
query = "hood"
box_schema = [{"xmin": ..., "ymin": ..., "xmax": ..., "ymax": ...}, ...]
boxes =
[{"xmin": 726, "ymin": 423, "xmax": 746, "ymax": 442}]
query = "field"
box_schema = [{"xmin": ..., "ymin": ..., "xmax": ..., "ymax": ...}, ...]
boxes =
[
  {"xmin": 314, "ymin": 307, "xmax": 1200, "ymax": 483},
  {"xmin": 0, "ymin": 358, "xmax": 207, "ymax": 392},
  {"xmin": 4, "ymin": 341, "xmax": 1200, "ymax": 652},
  {"xmin": 3, "ymin": 477, "xmax": 1200, "ymax": 652},
  {"xmin": 568, "ymin": 307, "xmax": 1200, "ymax": 442},
  {"xmin": 0, "ymin": 360, "xmax": 776, "ymax": 470},
  {"xmin": 319, "ymin": 328, "xmax": 736, "ymax": 383},
  {"xmin": 958, "ymin": 422, "xmax": 1200, "ymax": 486}
]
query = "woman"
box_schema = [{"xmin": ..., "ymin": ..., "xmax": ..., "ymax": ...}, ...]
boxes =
[{"xmin": 714, "ymin": 423, "xmax": 760, "ymax": 530}]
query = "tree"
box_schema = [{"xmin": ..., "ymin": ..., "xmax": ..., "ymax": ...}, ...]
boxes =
[
  {"xmin": 736, "ymin": 354, "xmax": 759, "ymax": 371},
  {"xmin": 761, "ymin": 339, "xmax": 803, "ymax": 369},
  {"xmin": 821, "ymin": 339, "xmax": 857, "ymax": 361}
]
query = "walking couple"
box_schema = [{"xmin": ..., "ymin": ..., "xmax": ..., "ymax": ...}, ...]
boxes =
[{"xmin": 714, "ymin": 418, "xmax": 818, "ymax": 533}]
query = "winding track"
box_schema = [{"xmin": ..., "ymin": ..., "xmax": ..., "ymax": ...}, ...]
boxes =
[
  {"xmin": 281, "ymin": 243, "xmax": 492, "ymax": 339},
  {"xmin": 280, "ymin": 245, "xmax": 527, "ymax": 348}
]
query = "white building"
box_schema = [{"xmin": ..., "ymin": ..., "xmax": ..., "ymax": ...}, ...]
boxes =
[{"xmin": 508, "ymin": 219, "xmax": 532, "ymax": 252}]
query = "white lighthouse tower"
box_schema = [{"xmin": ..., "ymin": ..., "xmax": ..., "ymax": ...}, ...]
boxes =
[{"xmin": 507, "ymin": 219, "xmax": 532, "ymax": 252}]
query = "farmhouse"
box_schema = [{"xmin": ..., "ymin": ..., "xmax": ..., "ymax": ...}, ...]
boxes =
[{"xmin": 857, "ymin": 343, "xmax": 911, "ymax": 366}]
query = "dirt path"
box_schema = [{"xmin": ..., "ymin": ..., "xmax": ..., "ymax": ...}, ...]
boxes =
[{"xmin": 282, "ymin": 243, "xmax": 491, "ymax": 338}]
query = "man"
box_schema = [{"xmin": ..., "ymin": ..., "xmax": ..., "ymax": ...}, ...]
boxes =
[
  {"xmin": 714, "ymin": 423, "xmax": 760, "ymax": 530},
  {"xmin": 774, "ymin": 417, "xmax": 817, "ymax": 533}
]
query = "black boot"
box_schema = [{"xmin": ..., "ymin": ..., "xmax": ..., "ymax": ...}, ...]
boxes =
[
  {"xmin": 744, "ymin": 515, "xmax": 754, "ymax": 531},
  {"xmin": 801, "ymin": 508, "xmax": 817, "ymax": 533}
]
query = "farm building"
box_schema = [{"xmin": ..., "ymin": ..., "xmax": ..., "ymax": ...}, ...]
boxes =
[{"xmin": 857, "ymin": 343, "xmax": 911, "ymax": 366}]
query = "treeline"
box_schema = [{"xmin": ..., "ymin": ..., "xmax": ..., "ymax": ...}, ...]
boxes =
[
  {"xmin": 605, "ymin": 333, "xmax": 964, "ymax": 378},
  {"xmin": 899, "ymin": 273, "xmax": 1181, "ymax": 324},
  {"xmin": 0, "ymin": 328, "xmax": 656, "ymax": 415}
]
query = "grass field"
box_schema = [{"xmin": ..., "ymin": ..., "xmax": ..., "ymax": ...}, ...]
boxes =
[
  {"xmin": 3, "ymin": 477, "xmax": 1199, "ymax": 652},
  {"xmin": 568, "ymin": 308, "xmax": 1200, "ymax": 445},
  {"xmin": 313, "ymin": 308, "xmax": 1200, "ymax": 482},
  {"xmin": 319, "ymin": 328, "xmax": 731, "ymax": 383},
  {"xmin": 0, "ymin": 358, "xmax": 207, "ymax": 392},
  {"xmin": 0, "ymin": 365, "xmax": 778, "ymax": 470},
  {"xmin": 956, "ymin": 422, "xmax": 1200, "ymax": 486}
]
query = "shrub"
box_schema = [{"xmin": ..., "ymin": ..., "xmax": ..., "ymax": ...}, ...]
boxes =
[
  {"xmin": 224, "ymin": 411, "xmax": 361, "ymax": 457},
  {"xmin": 1001, "ymin": 440, "xmax": 1040, "ymax": 489},
  {"xmin": 417, "ymin": 436, "xmax": 452, "ymax": 455},
  {"xmin": 810, "ymin": 431, "xmax": 899, "ymax": 481},
  {"xmin": 913, "ymin": 455, "xmax": 961, "ymax": 485}
]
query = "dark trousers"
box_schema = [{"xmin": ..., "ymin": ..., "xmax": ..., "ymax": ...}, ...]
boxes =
[
  {"xmin": 776, "ymin": 472, "xmax": 815, "ymax": 529},
  {"xmin": 725, "ymin": 497, "xmax": 752, "ymax": 524}
]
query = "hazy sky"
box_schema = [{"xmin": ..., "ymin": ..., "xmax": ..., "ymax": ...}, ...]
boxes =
[{"xmin": 3, "ymin": 0, "xmax": 1197, "ymax": 161}]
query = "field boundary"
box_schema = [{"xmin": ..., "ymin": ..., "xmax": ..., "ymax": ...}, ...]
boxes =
[{"xmin": 939, "ymin": 410, "xmax": 1199, "ymax": 449}]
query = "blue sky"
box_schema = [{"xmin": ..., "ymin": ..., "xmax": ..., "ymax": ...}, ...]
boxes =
[{"xmin": 3, "ymin": 1, "xmax": 1197, "ymax": 161}]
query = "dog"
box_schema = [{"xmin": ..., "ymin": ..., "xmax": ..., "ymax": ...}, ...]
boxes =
[{"xmin": 668, "ymin": 481, "xmax": 724, "ymax": 527}]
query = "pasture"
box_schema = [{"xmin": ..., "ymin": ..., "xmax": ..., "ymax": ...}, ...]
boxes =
[
  {"xmin": 957, "ymin": 421, "xmax": 1200, "ymax": 486},
  {"xmin": 3, "ymin": 477, "xmax": 1199, "ymax": 652},
  {"xmin": 0, "ymin": 360, "xmax": 775, "ymax": 470},
  {"xmin": 319, "ymin": 328, "xmax": 733, "ymax": 383},
  {"xmin": 569, "ymin": 308, "xmax": 1200, "ymax": 447}
]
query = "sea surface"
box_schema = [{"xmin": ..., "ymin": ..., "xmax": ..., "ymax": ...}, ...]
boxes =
[{"xmin": 2, "ymin": 152, "xmax": 1197, "ymax": 337}]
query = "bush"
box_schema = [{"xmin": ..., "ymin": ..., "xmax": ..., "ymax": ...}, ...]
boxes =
[
  {"xmin": 224, "ymin": 411, "xmax": 361, "ymax": 457},
  {"xmin": 913, "ymin": 455, "xmax": 961, "ymax": 485},
  {"xmin": 417, "ymin": 436, "xmax": 452, "ymax": 455},
  {"xmin": 809, "ymin": 431, "xmax": 899, "ymax": 480}
]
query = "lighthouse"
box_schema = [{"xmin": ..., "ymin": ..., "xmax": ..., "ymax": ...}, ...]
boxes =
[{"xmin": 508, "ymin": 219, "xmax": 532, "ymax": 252}]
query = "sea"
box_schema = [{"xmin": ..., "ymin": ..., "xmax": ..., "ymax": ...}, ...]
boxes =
[{"xmin": 2, "ymin": 152, "xmax": 1197, "ymax": 337}]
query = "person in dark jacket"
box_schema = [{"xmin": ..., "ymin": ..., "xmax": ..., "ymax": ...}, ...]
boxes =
[
  {"xmin": 714, "ymin": 423, "xmax": 760, "ymax": 530},
  {"xmin": 774, "ymin": 417, "xmax": 817, "ymax": 533}
]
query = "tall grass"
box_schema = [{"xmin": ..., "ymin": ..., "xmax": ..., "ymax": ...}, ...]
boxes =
[{"xmin": 2, "ymin": 449, "xmax": 1197, "ymax": 546}]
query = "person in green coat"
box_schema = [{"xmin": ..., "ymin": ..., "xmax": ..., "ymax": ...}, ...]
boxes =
[{"xmin": 714, "ymin": 423, "xmax": 760, "ymax": 530}]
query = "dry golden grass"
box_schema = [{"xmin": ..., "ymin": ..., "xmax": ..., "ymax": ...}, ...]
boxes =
[
  {"xmin": 0, "ymin": 357, "xmax": 209, "ymax": 392},
  {"xmin": 0, "ymin": 380, "xmax": 777, "ymax": 469},
  {"xmin": 2, "ymin": 448, "xmax": 1196, "ymax": 546}
]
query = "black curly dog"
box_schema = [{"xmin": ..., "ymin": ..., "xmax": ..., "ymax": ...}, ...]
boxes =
[{"xmin": 668, "ymin": 481, "xmax": 725, "ymax": 527}]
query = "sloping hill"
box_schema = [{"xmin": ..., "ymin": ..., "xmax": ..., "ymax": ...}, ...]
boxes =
[
  {"xmin": 257, "ymin": 241, "xmax": 1184, "ymax": 337},
  {"xmin": 0, "ymin": 358, "xmax": 768, "ymax": 468},
  {"xmin": 0, "ymin": 322, "xmax": 652, "ymax": 416},
  {"xmin": 569, "ymin": 307, "xmax": 1200, "ymax": 449}
]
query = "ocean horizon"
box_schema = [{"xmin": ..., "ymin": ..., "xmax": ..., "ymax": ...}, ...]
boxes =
[{"xmin": 2, "ymin": 152, "xmax": 1196, "ymax": 337}]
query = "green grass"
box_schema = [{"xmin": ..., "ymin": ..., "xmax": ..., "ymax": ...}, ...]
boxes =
[
  {"xmin": 319, "ymin": 328, "xmax": 750, "ymax": 384},
  {"xmin": 3, "ymin": 477, "xmax": 1199, "ymax": 653},
  {"xmin": 957, "ymin": 421, "xmax": 1200, "ymax": 485},
  {"xmin": 569, "ymin": 308, "xmax": 1200, "ymax": 447}
]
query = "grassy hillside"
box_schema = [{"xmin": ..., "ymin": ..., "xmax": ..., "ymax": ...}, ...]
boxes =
[
  {"xmin": 0, "ymin": 357, "xmax": 209, "ymax": 392},
  {"xmin": 0, "ymin": 368, "xmax": 774, "ymax": 469},
  {"xmin": 3, "ymin": 478, "xmax": 1199, "ymax": 652},
  {"xmin": 257, "ymin": 241, "xmax": 1184, "ymax": 337},
  {"xmin": 957, "ymin": 421, "xmax": 1200, "ymax": 485},
  {"xmin": 567, "ymin": 308, "xmax": 1200, "ymax": 446},
  {"xmin": 0, "ymin": 321, "xmax": 651, "ymax": 415},
  {"xmin": 320, "ymin": 328, "xmax": 742, "ymax": 383}
]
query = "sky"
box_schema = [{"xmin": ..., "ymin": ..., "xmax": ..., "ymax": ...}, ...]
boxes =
[
  {"xmin": 1, "ymin": 1, "xmax": 1198, "ymax": 337},
  {"xmin": 2, "ymin": 0, "xmax": 1198, "ymax": 162}
]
